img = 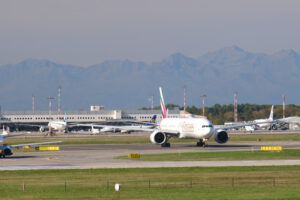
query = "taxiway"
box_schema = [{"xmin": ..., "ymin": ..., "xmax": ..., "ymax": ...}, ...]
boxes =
[{"xmin": 1, "ymin": 141, "xmax": 300, "ymax": 170}]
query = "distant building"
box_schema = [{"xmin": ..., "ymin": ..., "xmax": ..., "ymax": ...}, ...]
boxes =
[
  {"xmin": 90, "ymin": 105, "xmax": 105, "ymax": 111},
  {"xmin": 0, "ymin": 109, "xmax": 181, "ymax": 124}
]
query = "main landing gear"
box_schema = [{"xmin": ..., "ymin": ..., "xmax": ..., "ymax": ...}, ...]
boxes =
[
  {"xmin": 197, "ymin": 139, "xmax": 208, "ymax": 147},
  {"xmin": 44, "ymin": 130, "xmax": 56, "ymax": 136}
]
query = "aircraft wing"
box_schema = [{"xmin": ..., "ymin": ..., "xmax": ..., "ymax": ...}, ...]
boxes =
[
  {"xmin": 73, "ymin": 124, "xmax": 156, "ymax": 132},
  {"xmin": 11, "ymin": 141, "xmax": 62, "ymax": 148},
  {"xmin": 214, "ymin": 120, "xmax": 276, "ymax": 131}
]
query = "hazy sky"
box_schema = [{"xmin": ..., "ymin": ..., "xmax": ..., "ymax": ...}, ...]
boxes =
[{"xmin": 1, "ymin": 0, "xmax": 300, "ymax": 66}]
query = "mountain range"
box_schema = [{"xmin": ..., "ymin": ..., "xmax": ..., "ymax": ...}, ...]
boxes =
[{"xmin": 0, "ymin": 46, "xmax": 300, "ymax": 111}]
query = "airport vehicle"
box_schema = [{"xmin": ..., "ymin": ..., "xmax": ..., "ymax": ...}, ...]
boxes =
[
  {"xmin": 244, "ymin": 125, "xmax": 255, "ymax": 132},
  {"xmin": 1, "ymin": 125, "xmax": 9, "ymax": 136},
  {"xmin": 0, "ymin": 131, "xmax": 61, "ymax": 158},
  {"xmin": 83, "ymin": 87, "xmax": 265, "ymax": 147},
  {"xmin": 90, "ymin": 124, "xmax": 101, "ymax": 134}
]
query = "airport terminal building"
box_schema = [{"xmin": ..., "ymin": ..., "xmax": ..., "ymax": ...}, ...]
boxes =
[{"xmin": 0, "ymin": 109, "xmax": 182, "ymax": 125}]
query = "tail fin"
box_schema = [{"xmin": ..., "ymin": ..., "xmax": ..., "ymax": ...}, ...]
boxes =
[
  {"xmin": 159, "ymin": 87, "xmax": 167, "ymax": 118},
  {"xmin": 269, "ymin": 105, "xmax": 274, "ymax": 120},
  {"xmin": 150, "ymin": 115, "xmax": 157, "ymax": 123}
]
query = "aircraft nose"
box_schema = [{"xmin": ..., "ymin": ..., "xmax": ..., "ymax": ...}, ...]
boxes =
[{"xmin": 207, "ymin": 126, "xmax": 214, "ymax": 136}]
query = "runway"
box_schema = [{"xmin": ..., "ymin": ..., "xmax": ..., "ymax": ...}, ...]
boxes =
[{"xmin": 1, "ymin": 141, "xmax": 300, "ymax": 170}]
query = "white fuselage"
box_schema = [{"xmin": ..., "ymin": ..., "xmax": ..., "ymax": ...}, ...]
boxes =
[
  {"xmin": 254, "ymin": 119, "xmax": 272, "ymax": 129},
  {"xmin": 159, "ymin": 118, "xmax": 214, "ymax": 139},
  {"xmin": 48, "ymin": 121, "xmax": 67, "ymax": 131},
  {"xmin": 100, "ymin": 127, "xmax": 115, "ymax": 132},
  {"xmin": 91, "ymin": 126, "xmax": 100, "ymax": 134}
]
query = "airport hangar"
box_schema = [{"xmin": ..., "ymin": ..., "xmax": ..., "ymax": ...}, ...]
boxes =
[{"xmin": 0, "ymin": 108, "xmax": 184, "ymax": 131}]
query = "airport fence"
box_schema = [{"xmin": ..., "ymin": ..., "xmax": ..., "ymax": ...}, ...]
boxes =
[{"xmin": 1, "ymin": 176, "xmax": 300, "ymax": 192}]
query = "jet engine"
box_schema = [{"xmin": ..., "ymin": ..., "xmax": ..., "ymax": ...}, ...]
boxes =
[
  {"xmin": 0, "ymin": 145, "xmax": 13, "ymax": 158},
  {"xmin": 150, "ymin": 131, "xmax": 167, "ymax": 144},
  {"xmin": 214, "ymin": 130, "xmax": 229, "ymax": 144},
  {"xmin": 39, "ymin": 126, "xmax": 46, "ymax": 132}
]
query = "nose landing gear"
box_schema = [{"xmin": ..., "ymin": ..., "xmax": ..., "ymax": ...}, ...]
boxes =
[{"xmin": 197, "ymin": 139, "xmax": 208, "ymax": 147}]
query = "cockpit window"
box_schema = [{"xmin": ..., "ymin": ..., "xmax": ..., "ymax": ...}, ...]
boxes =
[{"xmin": 202, "ymin": 125, "xmax": 213, "ymax": 128}]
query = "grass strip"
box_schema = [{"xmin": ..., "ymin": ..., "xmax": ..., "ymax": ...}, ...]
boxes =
[
  {"xmin": 1, "ymin": 166, "xmax": 300, "ymax": 200},
  {"xmin": 118, "ymin": 149, "xmax": 300, "ymax": 161}
]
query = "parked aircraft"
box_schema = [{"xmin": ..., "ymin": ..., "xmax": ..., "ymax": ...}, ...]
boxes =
[
  {"xmin": 82, "ymin": 87, "xmax": 266, "ymax": 147},
  {"xmin": 76, "ymin": 115, "xmax": 157, "ymax": 134},
  {"xmin": 253, "ymin": 105, "xmax": 275, "ymax": 130},
  {"xmin": 21, "ymin": 118, "xmax": 68, "ymax": 135}
]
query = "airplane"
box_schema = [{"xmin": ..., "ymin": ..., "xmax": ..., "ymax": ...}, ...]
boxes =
[
  {"xmin": 0, "ymin": 131, "xmax": 61, "ymax": 158},
  {"xmin": 81, "ymin": 87, "xmax": 267, "ymax": 147},
  {"xmin": 75, "ymin": 115, "xmax": 157, "ymax": 134},
  {"xmin": 20, "ymin": 118, "xmax": 68, "ymax": 136},
  {"xmin": 253, "ymin": 105, "xmax": 275, "ymax": 130}
]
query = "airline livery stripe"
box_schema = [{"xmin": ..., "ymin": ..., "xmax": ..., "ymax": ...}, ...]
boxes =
[{"xmin": 159, "ymin": 87, "xmax": 167, "ymax": 118}]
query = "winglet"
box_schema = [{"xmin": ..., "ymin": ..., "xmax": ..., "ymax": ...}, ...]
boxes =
[{"xmin": 159, "ymin": 87, "xmax": 167, "ymax": 118}]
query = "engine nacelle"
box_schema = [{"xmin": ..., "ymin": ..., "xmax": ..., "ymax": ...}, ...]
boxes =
[
  {"xmin": 150, "ymin": 131, "xmax": 167, "ymax": 144},
  {"xmin": 214, "ymin": 130, "xmax": 229, "ymax": 144},
  {"xmin": 39, "ymin": 126, "xmax": 46, "ymax": 132},
  {"xmin": 1, "ymin": 146, "xmax": 13, "ymax": 156}
]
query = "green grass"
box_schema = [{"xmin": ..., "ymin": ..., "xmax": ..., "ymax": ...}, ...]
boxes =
[
  {"xmin": 4, "ymin": 133, "xmax": 300, "ymax": 146},
  {"xmin": 1, "ymin": 166, "xmax": 300, "ymax": 199},
  {"xmin": 228, "ymin": 134, "xmax": 300, "ymax": 142},
  {"xmin": 118, "ymin": 149, "xmax": 300, "ymax": 161}
]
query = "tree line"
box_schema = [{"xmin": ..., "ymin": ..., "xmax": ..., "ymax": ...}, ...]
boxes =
[{"xmin": 141, "ymin": 104, "xmax": 300, "ymax": 125}]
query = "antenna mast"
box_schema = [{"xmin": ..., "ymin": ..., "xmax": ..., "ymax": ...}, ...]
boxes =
[
  {"xmin": 58, "ymin": 85, "xmax": 61, "ymax": 120},
  {"xmin": 201, "ymin": 94, "xmax": 207, "ymax": 116},
  {"xmin": 283, "ymin": 94, "xmax": 286, "ymax": 118},
  {"xmin": 234, "ymin": 91, "xmax": 238, "ymax": 122},
  {"xmin": 183, "ymin": 85, "xmax": 187, "ymax": 112},
  {"xmin": 32, "ymin": 94, "xmax": 35, "ymax": 113}
]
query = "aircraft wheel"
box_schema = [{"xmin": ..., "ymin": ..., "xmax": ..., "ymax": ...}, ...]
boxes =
[{"xmin": 197, "ymin": 140, "xmax": 204, "ymax": 147}]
